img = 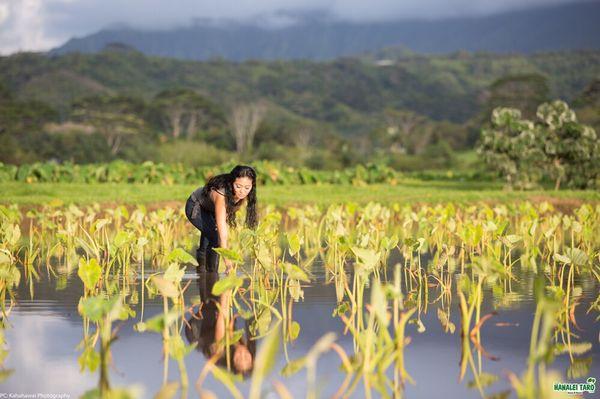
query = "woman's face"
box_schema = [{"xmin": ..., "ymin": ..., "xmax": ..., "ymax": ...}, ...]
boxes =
[
  {"xmin": 233, "ymin": 345, "xmax": 253, "ymax": 373},
  {"xmin": 232, "ymin": 177, "xmax": 253, "ymax": 201}
]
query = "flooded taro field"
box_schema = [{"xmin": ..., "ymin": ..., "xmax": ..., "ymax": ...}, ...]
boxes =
[{"xmin": 1, "ymin": 201, "xmax": 599, "ymax": 398}]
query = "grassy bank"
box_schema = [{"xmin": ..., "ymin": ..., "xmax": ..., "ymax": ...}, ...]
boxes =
[{"xmin": 2, "ymin": 180, "xmax": 599, "ymax": 207}]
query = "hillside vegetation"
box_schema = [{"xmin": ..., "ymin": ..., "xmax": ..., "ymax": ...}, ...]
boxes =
[{"xmin": 0, "ymin": 49, "xmax": 598, "ymax": 169}]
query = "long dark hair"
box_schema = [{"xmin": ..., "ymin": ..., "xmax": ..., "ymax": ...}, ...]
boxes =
[{"xmin": 205, "ymin": 165, "xmax": 258, "ymax": 229}]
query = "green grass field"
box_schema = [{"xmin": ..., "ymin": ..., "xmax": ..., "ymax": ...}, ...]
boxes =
[{"xmin": 2, "ymin": 180, "xmax": 599, "ymax": 207}]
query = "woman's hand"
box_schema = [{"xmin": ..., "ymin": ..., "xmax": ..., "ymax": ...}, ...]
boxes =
[{"xmin": 224, "ymin": 259, "xmax": 234, "ymax": 273}]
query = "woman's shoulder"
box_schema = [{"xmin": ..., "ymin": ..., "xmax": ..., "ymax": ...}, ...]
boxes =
[{"xmin": 209, "ymin": 185, "xmax": 226, "ymax": 197}]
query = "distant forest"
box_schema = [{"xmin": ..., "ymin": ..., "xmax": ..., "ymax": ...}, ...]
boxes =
[{"xmin": 0, "ymin": 48, "xmax": 598, "ymax": 170}]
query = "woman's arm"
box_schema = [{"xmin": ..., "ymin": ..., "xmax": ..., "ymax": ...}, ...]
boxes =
[
  {"xmin": 212, "ymin": 190, "xmax": 232, "ymax": 271},
  {"xmin": 213, "ymin": 191, "xmax": 228, "ymax": 248},
  {"xmin": 214, "ymin": 290, "xmax": 231, "ymax": 352}
]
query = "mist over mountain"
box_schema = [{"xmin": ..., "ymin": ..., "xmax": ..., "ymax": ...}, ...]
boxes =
[{"xmin": 50, "ymin": 2, "xmax": 600, "ymax": 61}]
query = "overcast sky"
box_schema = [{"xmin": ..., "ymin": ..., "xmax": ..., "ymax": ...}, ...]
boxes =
[{"xmin": 0, "ymin": 0, "xmax": 586, "ymax": 55}]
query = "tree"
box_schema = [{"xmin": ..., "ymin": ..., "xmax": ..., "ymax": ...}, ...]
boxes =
[
  {"xmin": 229, "ymin": 101, "xmax": 268, "ymax": 154},
  {"xmin": 486, "ymin": 74, "xmax": 550, "ymax": 119},
  {"xmin": 381, "ymin": 109, "xmax": 434, "ymax": 154},
  {"xmin": 536, "ymin": 101, "xmax": 600, "ymax": 189},
  {"xmin": 478, "ymin": 101, "xmax": 599, "ymax": 190},
  {"xmin": 72, "ymin": 95, "xmax": 146, "ymax": 155},
  {"xmin": 572, "ymin": 79, "xmax": 600, "ymax": 134},
  {"xmin": 0, "ymin": 84, "xmax": 58, "ymax": 163},
  {"xmin": 152, "ymin": 89, "xmax": 224, "ymax": 139}
]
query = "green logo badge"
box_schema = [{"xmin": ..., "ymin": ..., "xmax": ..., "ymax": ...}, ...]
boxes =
[{"xmin": 553, "ymin": 377, "xmax": 596, "ymax": 395}]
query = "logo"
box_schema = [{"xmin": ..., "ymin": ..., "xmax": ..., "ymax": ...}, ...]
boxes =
[{"xmin": 553, "ymin": 377, "xmax": 596, "ymax": 395}]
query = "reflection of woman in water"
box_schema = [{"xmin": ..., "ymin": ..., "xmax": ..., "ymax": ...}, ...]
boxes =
[
  {"xmin": 185, "ymin": 272, "xmax": 256, "ymax": 376},
  {"xmin": 185, "ymin": 165, "xmax": 258, "ymax": 272}
]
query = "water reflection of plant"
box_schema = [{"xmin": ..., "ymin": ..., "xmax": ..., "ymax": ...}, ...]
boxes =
[{"xmin": 78, "ymin": 293, "xmax": 139, "ymax": 398}]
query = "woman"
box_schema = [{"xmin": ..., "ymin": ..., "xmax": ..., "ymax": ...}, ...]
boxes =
[{"xmin": 185, "ymin": 165, "xmax": 257, "ymax": 272}]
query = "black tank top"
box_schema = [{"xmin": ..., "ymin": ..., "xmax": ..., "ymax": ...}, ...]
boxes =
[{"xmin": 191, "ymin": 185, "xmax": 242, "ymax": 214}]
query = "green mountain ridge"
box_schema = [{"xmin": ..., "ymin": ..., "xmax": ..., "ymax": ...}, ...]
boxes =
[
  {"xmin": 0, "ymin": 48, "xmax": 598, "ymax": 168},
  {"xmin": 2, "ymin": 49, "xmax": 599, "ymax": 125}
]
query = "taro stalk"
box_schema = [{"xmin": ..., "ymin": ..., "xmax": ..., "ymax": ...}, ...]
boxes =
[
  {"xmin": 105, "ymin": 206, "xmax": 129, "ymax": 234},
  {"xmin": 148, "ymin": 208, "xmax": 179, "ymax": 262},
  {"xmin": 553, "ymin": 247, "xmax": 589, "ymax": 362},
  {"xmin": 347, "ymin": 247, "xmax": 381, "ymax": 338},
  {"xmin": 400, "ymin": 237, "xmax": 425, "ymax": 291},
  {"xmin": 58, "ymin": 206, "xmax": 82, "ymax": 269},
  {"xmin": 250, "ymin": 211, "xmax": 282, "ymax": 279},
  {"xmin": 287, "ymin": 205, "xmax": 321, "ymax": 255},
  {"xmin": 248, "ymin": 322, "xmax": 282, "ymax": 399},
  {"xmin": 322, "ymin": 207, "xmax": 352, "ymax": 301},
  {"xmin": 542, "ymin": 214, "xmax": 562, "ymax": 278},
  {"xmin": 458, "ymin": 221, "xmax": 483, "ymax": 270},
  {"xmin": 0, "ymin": 313, "xmax": 14, "ymax": 383},
  {"xmin": 212, "ymin": 272, "xmax": 247, "ymax": 366},
  {"xmin": 22, "ymin": 211, "xmax": 41, "ymax": 281},
  {"xmin": 378, "ymin": 234, "xmax": 398, "ymax": 281},
  {"xmin": 77, "ymin": 294, "xmax": 138, "ymax": 398},
  {"xmin": 25, "ymin": 209, "xmax": 49, "ymax": 272},
  {"xmin": 457, "ymin": 275, "xmax": 485, "ymax": 396},
  {"xmin": 136, "ymin": 264, "xmax": 194, "ymax": 395},
  {"xmin": 390, "ymin": 264, "xmax": 416, "ymax": 396},
  {"xmin": 322, "ymin": 205, "xmax": 351, "ymax": 273},
  {"xmin": 507, "ymin": 278, "xmax": 562, "ymax": 399},
  {"xmin": 281, "ymin": 332, "xmax": 340, "ymax": 399},
  {"xmin": 107, "ymin": 230, "xmax": 136, "ymax": 280},
  {"xmin": 136, "ymin": 237, "xmax": 149, "ymax": 323},
  {"xmin": 246, "ymin": 259, "xmax": 282, "ymax": 344},
  {"xmin": 431, "ymin": 248, "xmax": 456, "ymax": 335},
  {"xmin": 337, "ymin": 276, "xmax": 417, "ymax": 398},
  {"xmin": 89, "ymin": 217, "xmax": 112, "ymax": 265},
  {"xmin": 280, "ymin": 262, "xmax": 309, "ymax": 359},
  {"xmin": 573, "ymin": 205, "xmax": 598, "ymax": 255},
  {"xmin": 0, "ymin": 248, "xmax": 20, "ymax": 317},
  {"xmin": 458, "ymin": 256, "xmax": 508, "ymax": 397},
  {"xmin": 498, "ymin": 233, "xmax": 522, "ymax": 287}
]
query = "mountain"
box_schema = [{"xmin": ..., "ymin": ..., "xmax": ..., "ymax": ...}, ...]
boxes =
[
  {"xmin": 51, "ymin": 2, "xmax": 600, "ymax": 61},
  {"xmin": 2, "ymin": 48, "xmax": 598, "ymax": 128}
]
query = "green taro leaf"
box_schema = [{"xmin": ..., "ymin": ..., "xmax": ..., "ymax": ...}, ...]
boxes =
[
  {"xmin": 287, "ymin": 233, "xmax": 301, "ymax": 256},
  {"xmin": 554, "ymin": 342, "xmax": 592, "ymax": 356},
  {"xmin": 213, "ymin": 248, "xmax": 244, "ymax": 264},
  {"xmin": 166, "ymin": 248, "xmax": 198, "ymax": 266},
  {"xmin": 163, "ymin": 263, "xmax": 185, "ymax": 284},
  {"xmin": 78, "ymin": 258, "xmax": 101, "ymax": 291},
  {"xmin": 282, "ymin": 262, "xmax": 310, "ymax": 282},
  {"xmin": 79, "ymin": 295, "xmax": 119, "ymax": 322},
  {"xmin": 370, "ymin": 279, "xmax": 389, "ymax": 327},
  {"xmin": 113, "ymin": 230, "xmax": 133, "ymax": 248},
  {"xmin": 151, "ymin": 276, "xmax": 179, "ymax": 298},
  {"xmin": 289, "ymin": 321, "xmax": 300, "ymax": 341},
  {"xmin": 565, "ymin": 248, "xmax": 588, "ymax": 266},
  {"xmin": 211, "ymin": 275, "xmax": 245, "ymax": 296},
  {"xmin": 553, "ymin": 253, "xmax": 571, "ymax": 264},
  {"xmin": 78, "ymin": 346, "xmax": 100, "ymax": 372}
]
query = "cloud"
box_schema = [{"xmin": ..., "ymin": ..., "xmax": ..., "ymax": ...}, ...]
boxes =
[
  {"xmin": 5, "ymin": 314, "xmax": 96, "ymax": 394},
  {"xmin": 0, "ymin": 0, "xmax": 58, "ymax": 54},
  {"xmin": 0, "ymin": 0, "xmax": 585, "ymax": 55}
]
